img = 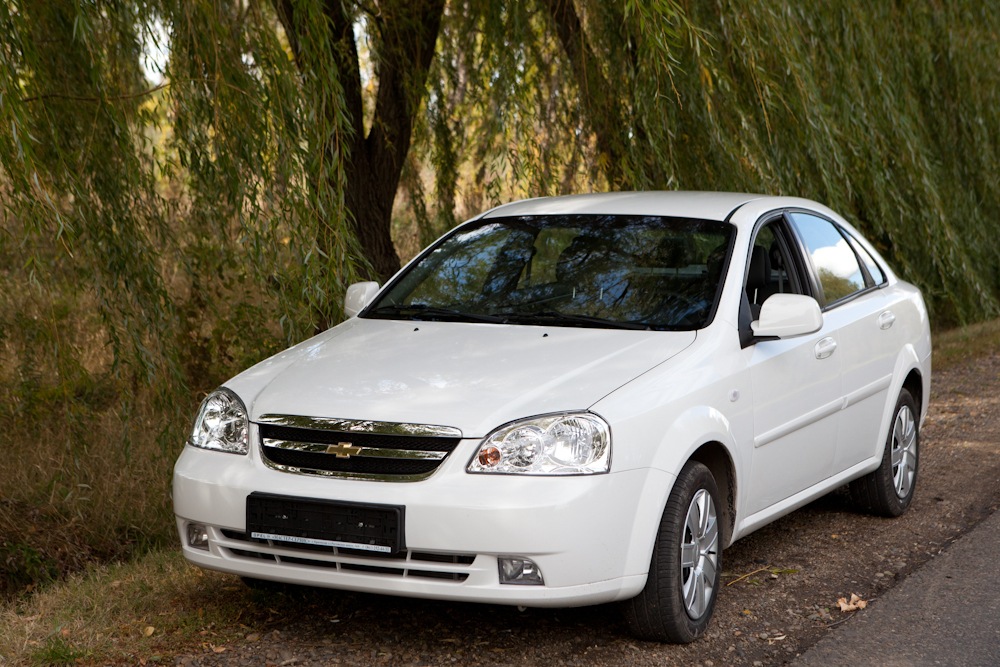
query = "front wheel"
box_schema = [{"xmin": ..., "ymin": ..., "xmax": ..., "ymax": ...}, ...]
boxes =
[
  {"xmin": 624, "ymin": 460, "xmax": 721, "ymax": 643},
  {"xmin": 850, "ymin": 388, "xmax": 919, "ymax": 517}
]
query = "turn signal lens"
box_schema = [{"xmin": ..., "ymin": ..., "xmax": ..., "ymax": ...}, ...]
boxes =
[{"xmin": 478, "ymin": 445, "xmax": 502, "ymax": 467}]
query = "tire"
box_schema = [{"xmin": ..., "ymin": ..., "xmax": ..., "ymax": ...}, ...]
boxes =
[
  {"xmin": 849, "ymin": 388, "xmax": 919, "ymax": 517},
  {"xmin": 624, "ymin": 461, "xmax": 722, "ymax": 643}
]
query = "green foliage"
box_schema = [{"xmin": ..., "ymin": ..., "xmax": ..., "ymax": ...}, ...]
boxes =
[
  {"xmin": 403, "ymin": 1, "xmax": 1000, "ymax": 323},
  {"xmin": 666, "ymin": 1, "xmax": 1000, "ymax": 324},
  {"xmin": 31, "ymin": 635, "xmax": 89, "ymax": 666},
  {"xmin": 0, "ymin": 541, "xmax": 59, "ymax": 595}
]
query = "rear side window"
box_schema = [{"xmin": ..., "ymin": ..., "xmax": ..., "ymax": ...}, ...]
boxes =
[
  {"xmin": 789, "ymin": 213, "xmax": 866, "ymax": 306},
  {"xmin": 847, "ymin": 234, "xmax": 886, "ymax": 285}
]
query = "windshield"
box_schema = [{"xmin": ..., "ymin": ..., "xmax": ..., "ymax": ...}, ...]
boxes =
[{"xmin": 365, "ymin": 214, "xmax": 733, "ymax": 330}]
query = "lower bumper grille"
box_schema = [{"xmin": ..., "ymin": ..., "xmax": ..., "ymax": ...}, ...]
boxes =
[{"xmin": 220, "ymin": 530, "xmax": 475, "ymax": 582}]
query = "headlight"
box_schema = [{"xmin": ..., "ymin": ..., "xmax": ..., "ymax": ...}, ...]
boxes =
[
  {"xmin": 188, "ymin": 388, "xmax": 249, "ymax": 455},
  {"xmin": 468, "ymin": 412, "xmax": 611, "ymax": 475}
]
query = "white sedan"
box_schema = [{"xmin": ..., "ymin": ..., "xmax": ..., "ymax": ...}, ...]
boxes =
[{"xmin": 173, "ymin": 192, "xmax": 931, "ymax": 642}]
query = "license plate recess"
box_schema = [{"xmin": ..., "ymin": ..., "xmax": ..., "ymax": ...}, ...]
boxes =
[{"xmin": 247, "ymin": 492, "xmax": 405, "ymax": 555}]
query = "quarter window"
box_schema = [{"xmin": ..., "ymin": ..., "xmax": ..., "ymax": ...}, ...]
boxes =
[
  {"xmin": 789, "ymin": 213, "xmax": 866, "ymax": 306},
  {"xmin": 847, "ymin": 234, "xmax": 886, "ymax": 286}
]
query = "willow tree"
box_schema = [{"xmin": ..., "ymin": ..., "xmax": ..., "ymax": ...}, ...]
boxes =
[{"xmin": 3, "ymin": 0, "xmax": 1000, "ymax": 399}]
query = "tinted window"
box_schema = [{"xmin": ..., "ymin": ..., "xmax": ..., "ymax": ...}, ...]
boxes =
[
  {"xmin": 847, "ymin": 234, "xmax": 886, "ymax": 285},
  {"xmin": 745, "ymin": 222, "xmax": 805, "ymax": 316},
  {"xmin": 369, "ymin": 215, "xmax": 734, "ymax": 330},
  {"xmin": 789, "ymin": 213, "xmax": 865, "ymax": 305}
]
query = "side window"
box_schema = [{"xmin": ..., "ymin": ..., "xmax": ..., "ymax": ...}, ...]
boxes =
[
  {"xmin": 846, "ymin": 234, "xmax": 886, "ymax": 286},
  {"xmin": 789, "ymin": 213, "xmax": 866, "ymax": 306},
  {"xmin": 745, "ymin": 221, "xmax": 803, "ymax": 317}
]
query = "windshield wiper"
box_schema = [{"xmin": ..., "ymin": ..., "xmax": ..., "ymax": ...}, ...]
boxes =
[
  {"xmin": 499, "ymin": 310, "xmax": 651, "ymax": 330},
  {"xmin": 366, "ymin": 303, "xmax": 505, "ymax": 324}
]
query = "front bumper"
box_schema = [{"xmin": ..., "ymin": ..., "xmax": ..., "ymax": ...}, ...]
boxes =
[{"xmin": 172, "ymin": 438, "xmax": 672, "ymax": 607}]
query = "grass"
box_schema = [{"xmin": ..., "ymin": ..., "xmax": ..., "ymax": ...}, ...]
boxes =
[
  {"xmin": 0, "ymin": 551, "xmax": 253, "ymax": 666},
  {"xmin": 0, "ymin": 399, "xmax": 180, "ymax": 599},
  {"xmin": 931, "ymin": 318, "xmax": 1000, "ymax": 371}
]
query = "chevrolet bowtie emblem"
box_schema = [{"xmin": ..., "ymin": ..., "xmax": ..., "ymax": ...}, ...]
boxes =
[{"xmin": 325, "ymin": 442, "xmax": 363, "ymax": 458}]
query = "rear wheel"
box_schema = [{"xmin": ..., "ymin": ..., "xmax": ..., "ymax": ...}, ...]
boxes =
[
  {"xmin": 624, "ymin": 461, "xmax": 721, "ymax": 643},
  {"xmin": 850, "ymin": 388, "xmax": 919, "ymax": 517}
]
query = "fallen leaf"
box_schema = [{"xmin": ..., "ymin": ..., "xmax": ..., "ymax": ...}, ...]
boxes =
[{"xmin": 837, "ymin": 593, "xmax": 868, "ymax": 612}]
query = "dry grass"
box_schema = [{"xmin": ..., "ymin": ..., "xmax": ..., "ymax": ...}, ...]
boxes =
[
  {"xmin": 0, "ymin": 551, "xmax": 255, "ymax": 666},
  {"xmin": 0, "ymin": 396, "xmax": 180, "ymax": 598},
  {"xmin": 932, "ymin": 318, "xmax": 1000, "ymax": 371}
]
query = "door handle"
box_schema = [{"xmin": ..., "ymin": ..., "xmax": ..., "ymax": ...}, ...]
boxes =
[
  {"xmin": 878, "ymin": 310, "xmax": 896, "ymax": 330},
  {"xmin": 814, "ymin": 337, "xmax": 837, "ymax": 360}
]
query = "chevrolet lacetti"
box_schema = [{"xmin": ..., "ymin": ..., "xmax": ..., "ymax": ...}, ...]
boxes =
[{"xmin": 173, "ymin": 192, "xmax": 931, "ymax": 642}]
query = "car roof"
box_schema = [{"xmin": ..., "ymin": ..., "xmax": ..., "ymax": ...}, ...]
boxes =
[{"xmin": 480, "ymin": 191, "xmax": 767, "ymax": 223}]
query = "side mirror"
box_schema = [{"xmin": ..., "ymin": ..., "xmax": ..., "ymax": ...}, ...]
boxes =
[
  {"xmin": 344, "ymin": 281, "xmax": 380, "ymax": 318},
  {"xmin": 750, "ymin": 293, "xmax": 822, "ymax": 339}
]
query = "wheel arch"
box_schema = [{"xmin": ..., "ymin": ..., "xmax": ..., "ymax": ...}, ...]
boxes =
[
  {"xmin": 874, "ymin": 345, "xmax": 929, "ymax": 461},
  {"xmin": 688, "ymin": 442, "xmax": 737, "ymax": 549},
  {"xmin": 902, "ymin": 367, "xmax": 925, "ymax": 422}
]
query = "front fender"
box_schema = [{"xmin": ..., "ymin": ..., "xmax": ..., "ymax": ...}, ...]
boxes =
[{"xmin": 603, "ymin": 401, "xmax": 746, "ymax": 566}]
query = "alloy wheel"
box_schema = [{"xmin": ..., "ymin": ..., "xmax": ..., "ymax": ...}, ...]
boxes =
[
  {"xmin": 891, "ymin": 404, "xmax": 917, "ymax": 499},
  {"xmin": 680, "ymin": 488, "xmax": 719, "ymax": 619}
]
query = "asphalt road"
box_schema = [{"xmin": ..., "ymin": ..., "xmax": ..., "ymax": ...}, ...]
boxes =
[{"xmin": 792, "ymin": 507, "xmax": 1000, "ymax": 666}]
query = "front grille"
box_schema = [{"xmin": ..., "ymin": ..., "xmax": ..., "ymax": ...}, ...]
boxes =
[
  {"xmin": 220, "ymin": 530, "xmax": 474, "ymax": 582},
  {"xmin": 263, "ymin": 444, "xmax": 443, "ymax": 477},
  {"xmin": 256, "ymin": 415, "xmax": 463, "ymax": 482}
]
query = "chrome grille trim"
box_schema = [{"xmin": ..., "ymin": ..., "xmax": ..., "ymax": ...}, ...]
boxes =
[
  {"xmin": 257, "ymin": 414, "xmax": 462, "ymax": 438},
  {"xmin": 260, "ymin": 461, "xmax": 436, "ymax": 483},
  {"xmin": 263, "ymin": 439, "xmax": 448, "ymax": 461},
  {"xmin": 255, "ymin": 415, "xmax": 463, "ymax": 482}
]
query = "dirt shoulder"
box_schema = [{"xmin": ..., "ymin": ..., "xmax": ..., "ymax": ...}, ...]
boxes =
[{"xmin": 155, "ymin": 352, "xmax": 1000, "ymax": 666}]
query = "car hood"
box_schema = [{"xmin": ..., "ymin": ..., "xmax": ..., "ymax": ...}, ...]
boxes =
[{"xmin": 228, "ymin": 318, "xmax": 695, "ymax": 438}]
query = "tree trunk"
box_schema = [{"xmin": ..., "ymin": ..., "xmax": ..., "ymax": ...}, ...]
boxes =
[
  {"xmin": 276, "ymin": 0, "xmax": 446, "ymax": 288},
  {"xmin": 542, "ymin": 0, "xmax": 627, "ymax": 188}
]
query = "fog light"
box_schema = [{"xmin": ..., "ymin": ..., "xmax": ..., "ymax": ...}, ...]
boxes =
[
  {"xmin": 187, "ymin": 523, "xmax": 210, "ymax": 550},
  {"xmin": 498, "ymin": 557, "xmax": 544, "ymax": 585}
]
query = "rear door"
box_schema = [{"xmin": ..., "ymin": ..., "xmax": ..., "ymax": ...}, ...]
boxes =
[{"xmin": 786, "ymin": 213, "xmax": 899, "ymax": 471}]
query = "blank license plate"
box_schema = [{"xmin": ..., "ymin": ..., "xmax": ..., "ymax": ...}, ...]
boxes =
[{"xmin": 247, "ymin": 492, "xmax": 405, "ymax": 554}]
